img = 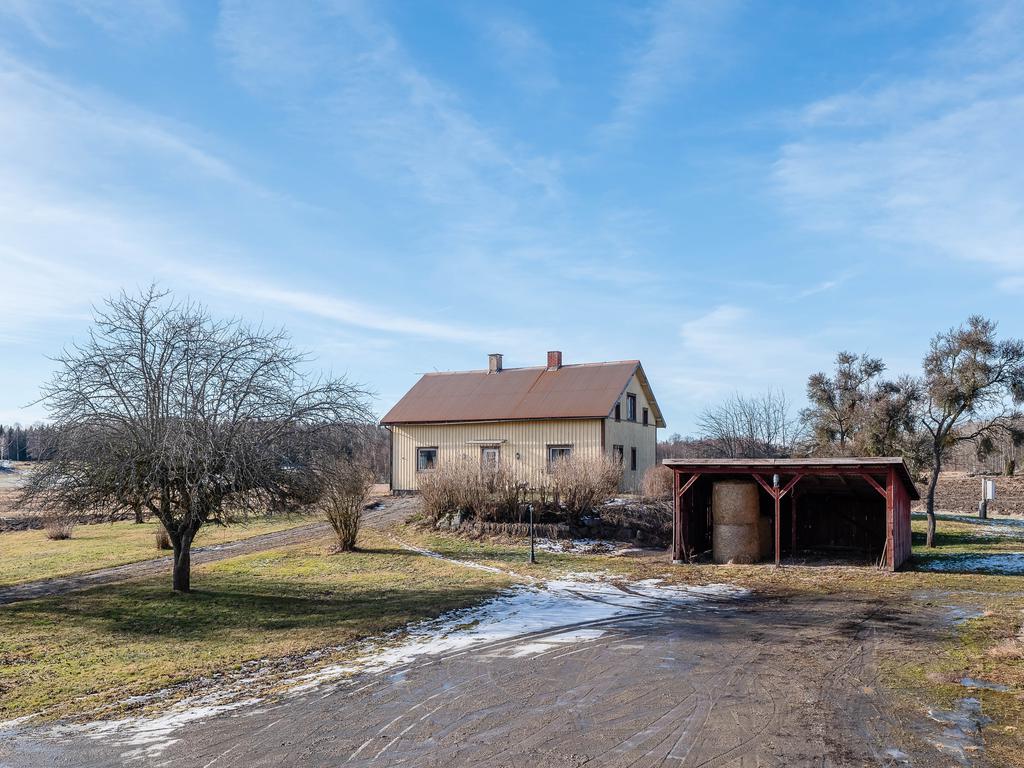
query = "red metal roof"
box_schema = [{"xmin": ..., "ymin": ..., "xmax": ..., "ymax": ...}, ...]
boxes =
[{"xmin": 381, "ymin": 360, "xmax": 666, "ymax": 427}]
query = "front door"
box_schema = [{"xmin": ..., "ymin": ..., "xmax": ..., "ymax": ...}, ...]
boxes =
[{"xmin": 481, "ymin": 446, "xmax": 500, "ymax": 471}]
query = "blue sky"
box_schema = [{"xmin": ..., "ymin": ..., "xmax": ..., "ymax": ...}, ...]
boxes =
[{"xmin": 1, "ymin": 1, "xmax": 1023, "ymax": 434}]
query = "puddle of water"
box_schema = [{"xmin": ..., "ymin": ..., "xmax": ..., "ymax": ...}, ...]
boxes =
[
  {"xmin": 919, "ymin": 553, "xmax": 1024, "ymax": 574},
  {"xmin": 943, "ymin": 605, "xmax": 985, "ymax": 625},
  {"xmin": 883, "ymin": 747, "xmax": 910, "ymax": 764},
  {"xmin": 960, "ymin": 677, "xmax": 1010, "ymax": 692},
  {"xmin": 926, "ymin": 697, "xmax": 992, "ymax": 765}
]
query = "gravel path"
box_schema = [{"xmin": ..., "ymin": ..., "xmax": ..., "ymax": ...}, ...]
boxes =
[
  {"xmin": 0, "ymin": 523, "xmax": 331, "ymax": 605},
  {"xmin": 0, "ymin": 495, "xmax": 420, "ymax": 606}
]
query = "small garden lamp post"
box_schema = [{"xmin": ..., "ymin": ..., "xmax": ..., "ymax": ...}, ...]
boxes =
[{"xmin": 528, "ymin": 503, "xmax": 536, "ymax": 564}]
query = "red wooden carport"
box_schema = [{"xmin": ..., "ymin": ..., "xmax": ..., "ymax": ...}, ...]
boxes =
[{"xmin": 663, "ymin": 458, "xmax": 919, "ymax": 571}]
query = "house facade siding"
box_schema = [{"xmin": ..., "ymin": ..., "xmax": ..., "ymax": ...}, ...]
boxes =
[
  {"xmin": 604, "ymin": 376, "xmax": 659, "ymax": 492},
  {"xmin": 389, "ymin": 372, "xmax": 659, "ymax": 492}
]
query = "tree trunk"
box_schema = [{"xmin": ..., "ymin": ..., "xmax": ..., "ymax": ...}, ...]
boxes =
[
  {"xmin": 133, "ymin": 503, "xmax": 144, "ymax": 524},
  {"xmin": 925, "ymin": 452, "xmax": 941, "ymax": 549},
  {"xmin": 171, "ymin": 528, "xmax": 195, "ymax": 593}
]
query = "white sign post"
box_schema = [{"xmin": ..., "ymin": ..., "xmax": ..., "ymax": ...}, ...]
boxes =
[{"xmin": 980, "ymin": 478, "xmax": 996, "ymax": 519}]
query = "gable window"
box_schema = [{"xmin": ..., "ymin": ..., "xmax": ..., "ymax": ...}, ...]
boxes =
[
  {"xmin": 614, "ymin": 401, "xmax": 621, "ymax": 421},
  {"xmin": 627, "ymin": 393, "xmax": 637, "ymax": 422},
  {"xmin": 547, "ymin": 444, "xmax": 573, "ymax": 468},
  {"xmin": 630, "ymin": 447, "xmax": 637, "ymax": 471},
  {"xmin": 612, "ymin": 444, "xmax": 624, "ymax": 465},
  {"xmin": 417, "ymin": 447, "xmax": 438, "ymax": 472},
  {"xmin": 642, "ymin": 407, "xmax": 649, "ymax": 426}
]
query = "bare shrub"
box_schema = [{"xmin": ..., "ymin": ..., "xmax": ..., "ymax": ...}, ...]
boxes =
[
  {"xmin": 419, "ymin": 457, "xmax": 486, "ymax": 526},
  {"xmin": 641, "ymin": 465, "xmax": 673, "ymax": 500},
  {"xmin": 480, "ymin": 461, "xmax": 527, "ymax": 520},
  {"xmin": 550, "ymin": 455, "xmax": 621, "ymax": 523},
  {"xmin": 42, "ymin": 511, "xmax": 75, "ymax": 540},
  {"xmin": 319, "ymin": 460, "xmax": 375, "ymax": 551},
  {"xmin": 155, "ymin": 529, "xmax": 172, "ymax": 550}
]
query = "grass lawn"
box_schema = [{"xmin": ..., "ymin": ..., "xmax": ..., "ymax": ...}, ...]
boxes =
[
  {"xmin": 0, "ymin": 516, "xmax": 321, "ymax": 588},
  {"xmin": 0, "ymin": 529, "xmax": 512, "ymax": 721},
  {"xmin": 3, "ymin": 512, "xmax": 1022, "ymax": 763}
]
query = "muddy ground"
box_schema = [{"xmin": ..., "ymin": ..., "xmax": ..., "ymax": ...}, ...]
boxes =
[{"xmin": 0, "ymin": 588, "xmax": 973, "ymax": 767}]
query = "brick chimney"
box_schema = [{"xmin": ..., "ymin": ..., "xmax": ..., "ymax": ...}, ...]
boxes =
[
  {"xmin": 488, "ymin": 353, "xmax": 503, "ymax": 373},
  {"xmin": 547, "ymin": 350, "xmax": 562, "ymax": 370}
]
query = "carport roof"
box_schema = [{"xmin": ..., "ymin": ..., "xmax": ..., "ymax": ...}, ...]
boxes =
[{"xmin": 661, "ymin": 457, "xmax": 920, "ymax": 500}]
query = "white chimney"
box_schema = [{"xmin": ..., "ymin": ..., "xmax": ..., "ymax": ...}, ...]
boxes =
[{"xmin": 488, "ymin": 353, "xmax": 503, "ymax": 373}]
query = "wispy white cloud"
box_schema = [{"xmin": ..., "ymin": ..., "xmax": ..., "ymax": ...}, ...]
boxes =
[
  {"xmin": 480, "ymin": 12, "xmax": 558, "ymax": 95},
  {"xmin": 0, "ymin": 0, "xmax": 182, "ymax": 45},
  {"xmin": 0, "ymin": 53, "xmax": 265, "ymax": 196},
  {"xmin": 216, "ymin": 0, "xmax": 560, "ymax": 213},
  {"xmin": 600, "ymin": 0, "xmax": 739, "ymax": 140},
  {"xmin": 774, "ymin": 1, "xmax": 1024, "ymax": 290},
  {"xmin": 668, "ymin": 305, "xmax": 825, "ymax": 408},
  {"xmin": 175, "ymin": 264, "xmax": 530, "ymax": 348},
  {"xmin": 0, "ymin": 42, "xmax": 535, "ymax": 352}
]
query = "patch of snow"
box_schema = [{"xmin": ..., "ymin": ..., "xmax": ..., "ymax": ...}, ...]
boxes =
[
  {"xmin": 54, "ymin": 697, "xmax": 258, "ymax": 761},
  {"xmin": 534, "ymin": 538, "xmax": 622, "ymax": 554},
  {"xmin": 0, "ymin": 714, "xmax": 37, "ymax": 732},
  {"xmin": 918, "ymin": 553, "xmax": 1024, "ymax": 574},
  {"xmin": 601, "ymin": 497, "xmax": 635, "ymax": 507}
]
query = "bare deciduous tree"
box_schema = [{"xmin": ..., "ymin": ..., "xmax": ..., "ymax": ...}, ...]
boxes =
[
  {"xmin": 697, "ymin": 389, "xmax": 802, "ymax": 458},
  {"xmin": 919, "ymin": 316, "xmax": 1024, "ymax": 547},
  {"xmin": 19, "ymin": 287, "xmax": 373, "ymax": 591}
]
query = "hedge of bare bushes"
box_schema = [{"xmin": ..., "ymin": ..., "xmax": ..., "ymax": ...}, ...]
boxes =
[{"xmin": 418, "ymin": 454, "xmax": 622, "ymax": 527}]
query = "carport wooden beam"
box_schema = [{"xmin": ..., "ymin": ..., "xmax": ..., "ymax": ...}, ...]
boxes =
[{"xmin": 672, "ymin": 472, "xmax": 701, "ymax": 563}]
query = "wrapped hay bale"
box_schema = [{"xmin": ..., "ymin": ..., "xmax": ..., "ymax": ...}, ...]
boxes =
[
  {"xmin": 712, "ymin": 481, "xmax": 759, "ymax": 525},
  {"xmin": 713, "ymin": 523, "xmax": 761, "ymax": 564},
  {"xmin": 712, "ymin": 481, "xmax": 760, "ymax": 564}
]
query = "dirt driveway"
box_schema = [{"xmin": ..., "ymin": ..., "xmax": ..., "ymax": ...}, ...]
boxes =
[{"xmin": 0, "ymin": 587, "xmax": 966, "ymax": 767}]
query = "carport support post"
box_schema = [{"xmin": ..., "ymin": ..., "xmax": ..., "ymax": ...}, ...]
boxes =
[
  {"xmin": 672, "ymin": 469, "xmax": 683, "ymax": 563},
  {"xmin": 886, "ymin": 467, "xmax": 895, "ymax": 571},
  {"xmin": 773, "ymin": 474, "xmax": 781, "ymax": 567}
]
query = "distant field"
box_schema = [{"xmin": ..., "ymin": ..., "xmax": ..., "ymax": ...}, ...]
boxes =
[{"xmin": 0, "ymin": 462, "xmax": 36, "ymax": 520}]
